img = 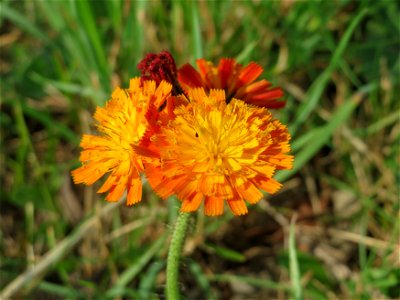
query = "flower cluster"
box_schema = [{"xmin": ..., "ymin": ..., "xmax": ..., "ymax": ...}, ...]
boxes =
[{"xmin": 72, "ymin": 51, "xmax": 293, "ymax": 216}]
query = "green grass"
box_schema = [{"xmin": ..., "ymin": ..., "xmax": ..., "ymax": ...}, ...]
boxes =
[
  {"xmin": 1, "ymin": 1, "xmax": 399, "ymax": 299},
  {"xmin": 289, "ymin": 218, "xmax": 302, "ymax": 300}
]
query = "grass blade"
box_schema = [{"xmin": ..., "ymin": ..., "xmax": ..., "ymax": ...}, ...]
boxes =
[
  {"xmin": 37, "ymin": 281, "xmax": 84, "ymax": 298},
  {"xmin": 190, "ymin": 1, "xmax": 203, "ymax": 61},
  {"xmin": 290, "ymin": 8, "xmax": 369, "ymax": 135},
  {"xmin": 20, "ymin": 102, "xmax": 78, "ymax": 144},
  {"xmin": 0, "ymin": 3, "xmax": 50, "ymax": 42},
  {"xmin": 0, "ymin": 201, "xmax": 123, "ymax": 299},
  {"xmin": 205, "ymin": 242, "xmax": 246, "ymax": 263},
  {"xmin": 138, "ymin": 261, "xmax": 165, "ymax": 300},
  {"xmin": 235, "ymin": 41, "xmax": 258, "ymax": 64},
  {"xmin": 106, "ymin": 233, "xmax": 167, "ymax": 297},
  {"xmin": 289, "ymin": 217, "xmax": 302, "ymax": 300},
  {"xmin": 75, "ymin": 1, "xmax": 108, "ymax": 73},
  {"xmin": 276, "ymin": 93, "xmax": 362, "ymax": 182},
  {"xmin": 189, "ymin": 260, "xmax": 216, "ymax": 300},
  {"xmin": 209, "ymin": 274, "xmax": 290, "ymax": 291}
]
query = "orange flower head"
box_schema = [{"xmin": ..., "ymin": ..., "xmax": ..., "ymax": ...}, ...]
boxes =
[
  {"xmin": 178, "ymin": 58, "xmax": 286, "ymax": 109},
  {"xmin": 71, "ymin": 78, "xmax": 172, "ymax": 205},
  {"xmin": 147, "ymin": 88, "xmax": 293, "ymax": 216}
]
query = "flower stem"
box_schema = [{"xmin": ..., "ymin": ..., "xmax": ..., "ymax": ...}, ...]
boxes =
[{"xmin": 166, "ymin": 211, "xmax": 191, "ymax": 300}]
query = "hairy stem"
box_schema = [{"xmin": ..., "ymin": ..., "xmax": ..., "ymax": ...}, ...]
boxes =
[{"xmin": 166, "ymin": 211, "xmax": 191, "ymax": 300}]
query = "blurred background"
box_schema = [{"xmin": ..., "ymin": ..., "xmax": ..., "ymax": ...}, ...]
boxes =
[{"xmin": 1, "ymin": 1, "xmax": 399, "ymax": 299}]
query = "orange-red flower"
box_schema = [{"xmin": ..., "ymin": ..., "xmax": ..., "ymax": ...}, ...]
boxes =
[
  {"xmin": 178, "ymin": 58, "xmax": 286, "ymax": 109},
  {"xmin": 71, "ymin": 78, "xmax": 172, "ymax": 205},
  {"xmin": 145, "ymin": 88, "xmax": 293, "ymax": 216},
  {"xmin": 72, "ymin": 51, "xmax": 294, "ymax": 216}
]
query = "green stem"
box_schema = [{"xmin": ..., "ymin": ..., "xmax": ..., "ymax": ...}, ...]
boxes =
[{"xmin": 166, "ymin": 211, "xmax": 191, "ymax": 300}]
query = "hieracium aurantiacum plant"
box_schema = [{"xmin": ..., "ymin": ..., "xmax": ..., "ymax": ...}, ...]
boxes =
[{"xmin": 72, "ymin": 51, "xmax": 293, "ymax": 299}]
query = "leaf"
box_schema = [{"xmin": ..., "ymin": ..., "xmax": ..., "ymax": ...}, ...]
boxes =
[
  {"xmin": 276, "ymin": 96, "xmax": 361, "ymax": 182},
  {"xmin": 289, "ymin": 219, "xmax": 303, "ymax": 300},
  {"xmin": 205, "ymin": 242, "xmax": 246, "ymax": 263},
  {"xmin": 0, "ymin": 3, "xmax": 50, "ymax": 42},
  {"xmin": 290, "ymin": 8, "xmax": 369, "ymax": 135},
  {"xmin": 106, "ymin": 234, "xmax": 167, "ymax": 297}
]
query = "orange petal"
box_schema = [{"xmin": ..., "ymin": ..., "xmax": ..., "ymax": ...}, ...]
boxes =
[
  {"xmin": 133, "ymin": 144, "xmax": 160, "ymax": 158},
  {"xmin": 71, "ymin": 164, "xmax": 106, "ymax": 185},
  {"xmin": 106, "ymin": 178, "xmax": 127, "ymax": 202},
  {"xmin": 153, "ymin": 80, "xmax": 172, "ymax": 108},
  {"xmin": 97, "ymin": 174, "xmax": 117, "ymax": 193},
  {"xmin": 176, "ymin": 179, "xmax": 199, "ymax": 200},
  {"xmin": 127, "ymin": 178, "xmax": 142, "ymax": 205},
  {"xmin": 196, "ymin": 58, "xmax": 211, "ymax": 78},
  {"xmin": 227, "ymin": 199, "xmax": 248, "ymax": 216},
  {"xmin": 250, "ymin": 88, "xmax": 284, "ymax": 101},
  {"xmin": 265, "ymin": 154, "xmax": 294, "ymax": 170},
  {"xmin": 253, "ymin": 99, "xmax": 286, "ymax": 109},
  {"xmin": 240, "ymin": 79, "xmax": 272, "ymax": 94},
  {"xmin": 234, "ymin": 80, "xmax": 277, "ymax": 103},
  {"xmin": 237, "ymin": 182, "xmax": 263, "ymax": 204},
  {"xmin": 144, "ymin": 164, "xmax": 175, "ymax": 199},
  {"xmin": 180, "ymin": 192, "xmax": 203, "ymax": 212},
  {"xmin": 250, "ymin": 164, "xmax": 275, "ymax": 178},
  {"xmin": 218, "ymin": 58, "xmax": 235, "ymax": 88},
  {"xmin": 188, "ymin": 87, "xmax": 208, "ymax": 104},
  {"xmin": 197, "ymin": 59, "xmax": 221, "ymax": 88},
  {"xmin": 256, "ymin": 177, "xmax": 282, "ymax": 194},
  {"xmin": 209, "ymin": 89, "xmax": 226, "ymax": 103},
  {"xmin": 178, "ymin": 63, "xmax": 204, "ymax": 87},
  {"xmin": 238, "ymin": 62, "xmax": 263, "ymax": 85},
  {"xmin": 129, "ymin": 77, "xmax": 141, "ymax": 91},
  {"xmin": 204, "ymin": 196, "xmax": 224, "ymax": 216}
]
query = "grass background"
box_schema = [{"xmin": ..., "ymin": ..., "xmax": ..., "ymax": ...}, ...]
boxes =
[{"xmin": 1, "ymin": 0, "xmax": 399, "ymax": 299}]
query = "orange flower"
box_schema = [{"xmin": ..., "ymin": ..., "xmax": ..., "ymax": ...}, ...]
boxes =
[
  {"xmin": 146, "ymin": 88, "xmax": 293, "ymax": 216},
  {"xmin": 71, "ymin": 78, "xmax": 172, "ymax": 205},
  {"xmin": 178, "ymin": 58, "xmax": 286, "ymax": 109}
]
